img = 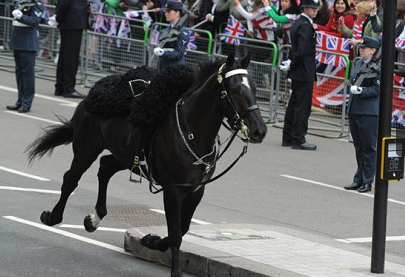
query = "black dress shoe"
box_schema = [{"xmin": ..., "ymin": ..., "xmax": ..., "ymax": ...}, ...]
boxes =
[
  {"xmin": 6, "ymin": 104, "xmax": 21, "ymax": 110},
  {"xmin": 344, "ymin": 182, "xmax": 362, "ymax": 190},
  {"xmin": 358, "ymin": 184, "xmax": 372, "ymax": 193},
  {"xmin": 282, "ymin": 141, "xmax": 291, "ymax": 147},
  {"xmin": 54, "ymin": 90, "xmax": 63, "ymax": 96},
  {"xmin": 291, "ymin": 142, "xmax": 317, "ymax": 150},
  {"xmin": 18, "ymin": 107, "xmax": 30, "ymax": 113},
  {"xmin": 63, "ymin": 90, "xmax": 86, "ymax": 99}
]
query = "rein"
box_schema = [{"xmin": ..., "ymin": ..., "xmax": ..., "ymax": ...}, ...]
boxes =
[{"xmin": 131, "ymin": 63, "xmax": 258, "ymax": 194}]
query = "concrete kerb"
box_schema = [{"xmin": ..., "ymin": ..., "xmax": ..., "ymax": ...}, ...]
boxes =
[
  {"xmin": 124, "ymin": 223, "xmax": 405, "ymax": 277},
  {"xmin": 124, "ymin": 224, "xmax": 312, "ymax": 277}
]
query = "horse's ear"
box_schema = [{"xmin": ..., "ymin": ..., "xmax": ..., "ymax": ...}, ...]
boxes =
[
  {"xmin": 240, "ymin": 52, "xmax": 251, "ymax": 69},
  {"xmin": 226, "ymin": 52, "xmax": 235, "ymax": 67}
]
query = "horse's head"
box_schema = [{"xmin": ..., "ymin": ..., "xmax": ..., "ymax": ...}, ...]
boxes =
[{"xmin": 217, "ymin": 53, "xmax": 267, "ymax": 143}]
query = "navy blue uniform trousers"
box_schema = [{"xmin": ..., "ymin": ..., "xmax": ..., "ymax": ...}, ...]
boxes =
[
  {"xmin": 283, "ymin": 80, "xmax": 314, "ymax": 145},
  {"xmin": 14, "ymin": 50, "xmax": 36, "ymax": 109},
  {"xmin": 349, "ymin": 113, "xmax": 378, "ymax": 185},
  {"xmin": 56, "ymin": 30, "xmax": 82, "ymax": 94}
]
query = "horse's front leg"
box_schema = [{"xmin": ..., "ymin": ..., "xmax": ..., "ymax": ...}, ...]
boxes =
[
  {"xmin": 141, "ymin": 188, "xmax": 183, "ymax": 277},
  {"xmin": 84, "ymin": 155, "xmax": 125, "ymax": 232}
]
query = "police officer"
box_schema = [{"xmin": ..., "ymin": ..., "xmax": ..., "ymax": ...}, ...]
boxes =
[
  {"xmin": 6, "ymin": 0, "xmax": 43, "ymax": 113},
  {"xmin": 279, "ymin": 0, "xmax": 320, "ymax": 150},
  {"xmin": 344, "ymin": 36, "xmax": 381, "ymax": 193},
  {"xmin": 153, "ymin": 0, "xmax": 190, "ymax": 71},
  {"xmin": 53, "ymin": 0, "xmax": 88, "ymax": 98}
]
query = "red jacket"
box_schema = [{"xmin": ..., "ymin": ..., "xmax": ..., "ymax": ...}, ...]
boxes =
[{"xmin": 317, "ymin": 11, "xmax": 356, "ymax": 37}]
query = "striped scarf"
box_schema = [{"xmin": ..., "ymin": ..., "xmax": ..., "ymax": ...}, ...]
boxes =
[{"xmin": 352, "ymin": 20, "xmax": 364, "ymax": 40}]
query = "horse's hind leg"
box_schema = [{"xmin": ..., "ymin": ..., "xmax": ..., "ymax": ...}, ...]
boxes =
[
  {"xmin": 40, "ymin": 151, "xmax": 101, "ymax": 226},
  {"xmin": 84, "ymin": 154, "xmax": 125, "ymax": 232}
]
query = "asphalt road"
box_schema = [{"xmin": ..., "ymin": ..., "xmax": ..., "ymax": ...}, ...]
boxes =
[{"xmin": 0, "ymin": 66, "xmax": 404, "ymax": 277}]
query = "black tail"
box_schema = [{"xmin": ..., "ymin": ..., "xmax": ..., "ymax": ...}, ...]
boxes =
[{"xmin": 26, "ymin": 117, "xmax": 73, "ymax": 164}]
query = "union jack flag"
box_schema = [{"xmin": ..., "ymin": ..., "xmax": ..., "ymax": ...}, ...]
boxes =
[
  {"xmin": 117, "ymin": 19, "xmax": 131, "ymax": 47},
  {"xmin": 187, "ymin": 31, "xmax": 197, "ymax": 51},
  {"xmin": 107, "ymin": 10, "xmax": 119, "ymax": 43},
  {"xmin": 395, "ymin": 38, "xmax": 405, "ymax": 52},
  {"xmin": 315, "ymin": 32, "xmax": 350, "ymax": 67},
  {"xmin": 221, "ymin": 16, "xmax": 245, "ymax": 46},
  {"xmin": 150, "ymin": 24, "xmax": 159, "ymax": 45},
  {"xmin": 94, "ymin": 4, "xmax": 108, "ymax": 33},
  {"xmin": 313, "ymin": 65, "xmax": 348, "ymax": 107},
  {"xmin": 124, "ymin": 10, "xmax": 140, "ymax": 18},
  {"xmin": 391, "ymin": 74, "xmax": 405, "ymax": 127}
]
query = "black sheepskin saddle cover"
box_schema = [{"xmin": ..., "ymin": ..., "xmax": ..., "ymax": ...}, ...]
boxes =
[{"xmin": 83, "ymin": 65, "xmax": 195, "ymax": 129}]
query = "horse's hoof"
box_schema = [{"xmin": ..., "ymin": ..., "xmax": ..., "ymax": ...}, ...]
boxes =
[
  {"xmin": 40, "ymin": 211, "xmax": 60, "ymax": 226},
  {"xmin": 84, "ymin": 215, "xmax": 97, "ymax": 232},
  {"xmin": 140, "ymin": 234, "xmax": 161, "ymax": 250}
]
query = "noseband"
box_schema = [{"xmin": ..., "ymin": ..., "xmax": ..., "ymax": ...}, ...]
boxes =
[{"xmin": 217, "ymin": 64, "xmax": 259, "ymax": 136}]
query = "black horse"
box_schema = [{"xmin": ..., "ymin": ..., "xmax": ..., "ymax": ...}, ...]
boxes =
[{"xmin": 27, "ymin": 53, "xmax": 267, "ymax": 277}]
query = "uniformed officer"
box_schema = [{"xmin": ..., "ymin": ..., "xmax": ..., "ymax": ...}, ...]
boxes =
[
  {"xmin": 344, "ymin": 36, "xmax": 381, "ymax": 193},
  {"xmin": 153, "ymin": 0, "xmax": 190, "ymax": 71},
  {"xmin": 6, "ymin": 0, "xmax": 43, "ymax": 113},
  {"xmin": 53, "ymin": 0, "xmax": 89, "ymax": 98},
  {"xmin": 280, "ymin": 0, "xmax": 320, "ymax": 150}
]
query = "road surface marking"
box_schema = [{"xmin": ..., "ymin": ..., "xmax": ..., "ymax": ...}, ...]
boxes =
[
  {"xmin": 3, "ymin": 216, "xmax": 132, "ymax": 256},
  {"xmin": 0, "ymin": 84, "xmax": 78, "ymax": 107},
  {"xmin": 4, "ymin": 110, "xmax": 62, "ymax": 124},
  {"xmin": 150, "ymin": 208, "xmax": 212, "ymax": 225},
  {"xmin": 0, "ymin": 165, "xmax": 50, "ymax": 181},
  {"xmin": 336, "ymin": 236, "xmax": 405, "ymax": 243},
  {"xmin": 59, "ymin": 224, "xmax": 127, "ymax": 233},
  {"xmin": 0, "ymin": 185, "xmax": 60, "ymax": 194},
  {"xmin": 281, "ymin": 174, "xmax": 405, "ymax": 206}
]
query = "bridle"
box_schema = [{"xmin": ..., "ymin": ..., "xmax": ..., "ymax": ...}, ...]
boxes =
[
  {"xmin": 217, "ymin": 63, "xmax": 260, "ymax": 136},
  {"xmin": 132, "ymin": 62, "xmax": 260, "ymax": 193}
]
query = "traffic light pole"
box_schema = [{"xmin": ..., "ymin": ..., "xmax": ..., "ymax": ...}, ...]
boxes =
[{"xmin": 370, "ymin": 0, "xmax": 397, "ymax": 272}]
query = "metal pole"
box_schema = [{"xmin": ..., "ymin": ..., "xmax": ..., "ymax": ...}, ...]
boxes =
[{"xmin": 370, "ymin": 0, "xmax": 397, "ymax": 272}]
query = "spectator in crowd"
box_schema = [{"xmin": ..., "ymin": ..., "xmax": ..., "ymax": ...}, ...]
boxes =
[
  {"xmin": 339, "ymin": 1, "xmax": 380, "ymax": 57},
  {"xmin": 368, "ymin": 0, "xmax": 383, "ymax": 33},
  {"xmin": 234, "ymin": 0, "xmax": 278, "ymax": 42},
  {"xmin": 153, "ymin": 0, "xmax": 189, "ymax": 70},
  {"xmin": 314, "ymin": 0, "xmax": 355, "ymax": 37},
  {"xmin": 280, "ymin": 0, "xmax": 319, "ymax": 150},
  {"xmin": 53, "ymin": 0, "xmax": 89, "ymax": 98},
  {"xmin": 313, "ymin": 0, "xmax": 330, "ymax": 26},
  {"xmin": 344, "ymin": 36, "xmax": 380, "ymax": 193},
  {"xmin": 6, "ymin": 0, "xmax": 44, "ymax": 113},
  {"xmin": 262, "ymin": 0, "xmax": 301, "ymax": 44},
  {"xmin": 150, "ymin": 0, "xmax": 168, "ymax": 23},
  {"xmin": 201, "ymin": 0, "xmax": 231, "ymax": 35}
]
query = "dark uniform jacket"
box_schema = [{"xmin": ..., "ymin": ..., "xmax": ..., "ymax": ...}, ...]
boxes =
[
  {"xmin": 56, "ymin": 0, "xmax": 89, "ymax": 30},
  {"xmin": 157, "ymin": 21, "xmax": 189, "ymax": 71},
  {"xmin": 348, "ymin": 58, "xmax": 381, "ymax": 116},
  {"xmin": 288, "ymin": 13, "xmax": 317, "ymax": 82},
  {"xmin": 9, "ymin": 0, "xmax": 43, "ymax": 52}
]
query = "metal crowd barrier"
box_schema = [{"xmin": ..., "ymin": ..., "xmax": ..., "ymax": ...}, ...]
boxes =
[
  {"xmin": 274, "ymin": 45, "xmax": 351, "ymax": 138},
  {"xmin": 2, "ymin": 2, "xmax": 405, "ymax": 135}
]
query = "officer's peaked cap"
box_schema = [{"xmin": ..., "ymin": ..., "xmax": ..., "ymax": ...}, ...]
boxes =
[
  {"xmin": 301, "ymin": 0, "xmax": 321, "ymax": 8},
  {"xmin": 358, "ymin": 36, "xmax": 380, "ymax": 49},
  {"xmin": 166, "ymin": 0, "xmax": 183, "ymax": 11}
]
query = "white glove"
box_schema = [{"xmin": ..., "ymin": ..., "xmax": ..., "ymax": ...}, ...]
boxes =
[
  {"xmin": 12, "ymin": 9, "xmax": 23, "ymax": 20},
  {"xmin": 153, "ymin": 47, "xmax": 164, "ymax": 56},
  {"xmin": 279, "ymin": 59, "xmax": 291, "ymax": 72},
  {"xmin": 350, "ymin": 86, "xmax": 362, "ymax": 95},
  {"xmin": 205, "ymin": 13, "xmax": 214, "ymax": 22},
  {"xmin": 48, "ymin": 15, "xmax": 58, "ymax": 26}
]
